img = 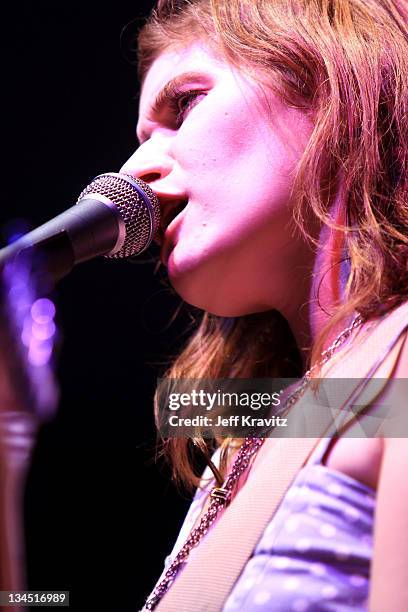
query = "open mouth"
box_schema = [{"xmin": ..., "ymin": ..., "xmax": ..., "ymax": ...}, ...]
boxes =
[
  {"xmin": 161, "ymin": 199, "xmax": 188, "ymax": 234},
  {"xmin": 152, "ymin": 198, "xmax": 189, "ymax": 247}
]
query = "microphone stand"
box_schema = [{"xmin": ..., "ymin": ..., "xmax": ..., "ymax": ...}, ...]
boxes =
[
  {"xmin": 0, "ymin": 413, "xmax": 38, "ymax": 610},
  {"xmin": 0, "ymin": 250, "xmax": 59, "ymax": 611}
]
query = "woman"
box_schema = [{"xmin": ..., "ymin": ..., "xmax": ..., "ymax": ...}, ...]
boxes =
[{"xmin": 121, "ymin": 0, "xmax": 408, "ymax": 609}]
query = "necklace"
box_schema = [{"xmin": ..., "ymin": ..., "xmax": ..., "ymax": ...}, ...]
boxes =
[{"xmin": 144, "ymin": 313, "xmax": 364, "ymax": 610}]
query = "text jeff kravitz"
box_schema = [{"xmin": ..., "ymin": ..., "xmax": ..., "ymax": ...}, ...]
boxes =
[{"xmin": 167, "ymin": 414, "xmax": 288, "ymax": 427}]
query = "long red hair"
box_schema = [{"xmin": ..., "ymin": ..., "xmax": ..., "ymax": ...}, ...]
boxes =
[{"xmin": 137, "ymin": 0, "xmax": 408, "ymax": 489}]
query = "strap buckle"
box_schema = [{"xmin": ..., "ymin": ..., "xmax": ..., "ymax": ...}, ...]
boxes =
[{"xmin": 210, "ymin": 487, "xmax": 231, "ymax": 504}]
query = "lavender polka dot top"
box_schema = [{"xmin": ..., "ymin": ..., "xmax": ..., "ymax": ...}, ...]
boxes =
[{"xmin": 158, "ymin": 437, "xmax": 375, "ymax": 611}]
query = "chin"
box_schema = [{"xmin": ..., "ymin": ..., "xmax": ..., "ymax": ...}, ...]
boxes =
[
  {"xmin": 169, "ymin": 274, "xmax": 269, "ymax": 318},
  {"xmin": 167, "ymin": 248, "xmax": 273, "ymax": 317}
]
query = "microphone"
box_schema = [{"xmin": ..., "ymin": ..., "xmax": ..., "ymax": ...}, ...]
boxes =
[{"xmin": 0, "ymin": 173, "xmax": 160, "ymax": 281}]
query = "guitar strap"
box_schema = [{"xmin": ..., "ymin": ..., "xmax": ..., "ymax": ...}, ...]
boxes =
[{"xmin": 156, "ymin": 302, "xmax": 408, "ymax": 612}]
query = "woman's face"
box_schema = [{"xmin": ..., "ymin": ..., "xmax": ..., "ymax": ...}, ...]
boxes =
[{"xmin": 121, "ymin": 43, "xmax": 317, "ymax": 317}]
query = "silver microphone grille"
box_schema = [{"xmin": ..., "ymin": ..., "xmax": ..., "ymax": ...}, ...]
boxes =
[{"xmin": 76, "ymin": 172, "xmax": 160, "ymax": 259}]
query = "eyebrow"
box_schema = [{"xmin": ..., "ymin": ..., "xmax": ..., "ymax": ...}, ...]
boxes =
[
  {"xmin": 152, "ymin": 71, "xmax": 208, "ymax": 111},
  {"xmin": 137, "ymin": 71, "xmax": 210, "ymax": 142}
]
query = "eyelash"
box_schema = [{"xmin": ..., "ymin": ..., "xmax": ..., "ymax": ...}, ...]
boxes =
[{"xmin": 164, "ymin": 87, "xmax": 204, "ymax": 127}]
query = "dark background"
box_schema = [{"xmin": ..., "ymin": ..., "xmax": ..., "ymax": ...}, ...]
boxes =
[{"xmin": 3, "ymin": 2, "xmax": 194, "ymax": 609}]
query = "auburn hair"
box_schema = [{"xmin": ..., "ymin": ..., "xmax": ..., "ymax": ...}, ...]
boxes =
[{"xmin": 138, "ymin": 0, "xmax": 408, "ymax": 490}]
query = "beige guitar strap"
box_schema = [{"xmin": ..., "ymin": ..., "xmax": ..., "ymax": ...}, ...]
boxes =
[
  {"xmin": 156, "ymin": 302, "xmax": 408, "ymax": 612},
  {"xmin": 155, "ymin": 436, "xmax": 319, "ymax": 612}
]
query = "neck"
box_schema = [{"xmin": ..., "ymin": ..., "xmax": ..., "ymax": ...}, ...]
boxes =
[{"xmin": 285, "ymin": 214, "xmax": 348, "ymax": 370}]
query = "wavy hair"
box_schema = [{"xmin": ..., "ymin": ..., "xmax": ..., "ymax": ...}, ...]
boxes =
[{"xmin": 138, "ymin": 0, "xmax": 408, "ymax": 490}]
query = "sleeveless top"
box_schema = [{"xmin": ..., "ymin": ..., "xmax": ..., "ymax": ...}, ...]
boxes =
[
  {"xmin": 147, "ymin": 302, "xmax": 407, "ymax": 611},
  {"xmin": 158, "ymin": 438, "xmax": 374, "ymax": 611}
]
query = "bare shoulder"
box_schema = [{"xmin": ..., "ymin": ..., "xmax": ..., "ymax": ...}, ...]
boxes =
[
  {"xmin": 323, "ymin": 316, "xmax": 408, "ymax": 491},
  {"xmin": 369, "ymin": 435, "xmax": 408, "ymax": 610},
  {"xmin": 383, "ymin": 436, "xmax": 408, "ymax": 460},
  {"xmin": 364, "ymin": 318, "xmax": 408, "ymax": 608}
]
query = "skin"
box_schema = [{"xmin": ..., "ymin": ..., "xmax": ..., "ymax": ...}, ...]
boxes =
[
  {"xmin": 369, "ymin": 345, "xmax": 408, "ymax": 611},
  {"xmin": 120, "ymin": 43, "xmax": 327, "ymax": 358},
  {"xmin": 121, "ymin": 42, "xmax": 408, "ymax": 610}
]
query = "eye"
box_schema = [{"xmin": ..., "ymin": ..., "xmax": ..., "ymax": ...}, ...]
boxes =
[
  {"xmin": 168, "ymin": 89, "xmax": 206, "ymax": 127},
  {"xmin": 142, "ymin": 83, "xmax": 208, "ymax": 141}
]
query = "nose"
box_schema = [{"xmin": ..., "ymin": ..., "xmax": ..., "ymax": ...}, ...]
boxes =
[
  {"xmin": 119, "ymin": 137, "xmax": 188, "ymax": 244},
  {"xmin": 119, "ymin": 138, "xmax": 174, "ymax": 185}
]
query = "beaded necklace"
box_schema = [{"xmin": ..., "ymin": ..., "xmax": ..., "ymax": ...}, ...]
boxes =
[{"xmin": 145, "ymin": 313, "xmax": 364, "ymax": 610}]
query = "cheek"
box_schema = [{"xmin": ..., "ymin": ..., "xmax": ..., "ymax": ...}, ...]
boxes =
[
  {"xmin": 176, "ymin": 110, "xmax": 307, "ymax": 206},
  {"xmin": 171, "ymin": 97, "xmax": 313, "ymax": 248},
  {"xmin": 174, "ymin": 95, "xmax": 263, "ymax": 170}
]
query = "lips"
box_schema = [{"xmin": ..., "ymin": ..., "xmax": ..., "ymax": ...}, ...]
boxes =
[
  {"xmin": 155, "ymin": 199, "xmax": 187, "ymax": 265},
  {"xmin": 155, "ymin": 198, "xmax": 188, "ymax": 245},
  {"xmin": 162, "ymin": 199, "xmax": 188, "ymax": 231}
]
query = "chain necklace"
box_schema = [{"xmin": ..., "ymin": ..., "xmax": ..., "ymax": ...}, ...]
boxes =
[{"xmin": 144, "ymin": 313, "xmax": 364, "ymax": 610}]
